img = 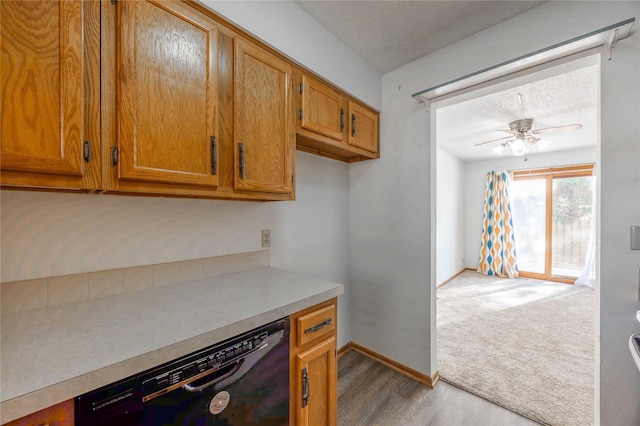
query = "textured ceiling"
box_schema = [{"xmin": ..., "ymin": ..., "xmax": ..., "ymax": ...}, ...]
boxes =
[
  {"xmin": 294, "ymin": 0, "xmax": 595, "ymax": 163},
  {"xmin": 294, "ymin": 0, "xmax": 548, "ymax": 74},
  {"xmin": 437, "ymin": 64, "xmax": 599, "ymax": 162}
]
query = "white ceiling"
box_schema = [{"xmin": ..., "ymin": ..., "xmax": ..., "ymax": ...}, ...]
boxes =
[
  {"xmin": 294, "ymin": 0, "xmax": 597, "ymax": 163},
  {"xmin": 294, "ymin": 0, "xmax": 548, "ymax": 74},
  {"xmin": 437, "ymin": 64, "xmax": 599, "ymax": 162}
]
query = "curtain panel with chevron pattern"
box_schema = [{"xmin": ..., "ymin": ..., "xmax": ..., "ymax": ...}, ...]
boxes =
[{"xmin": 477, "ymin": 170, "xmax": 519, "ymax": 278}]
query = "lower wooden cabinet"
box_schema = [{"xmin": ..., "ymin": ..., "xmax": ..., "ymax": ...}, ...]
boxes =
[
  {"xmin": 290, "ymin": 299, "xmax": 338, "ymax": 426},
  {"xmin": 5, "ymin": 399, "xmax": 73, "ymax": 426}
]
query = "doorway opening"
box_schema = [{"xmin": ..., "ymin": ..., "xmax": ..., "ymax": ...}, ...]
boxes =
[{"xmin": 432, "ymin": 53, "xmax": 600, "ymax": 425}]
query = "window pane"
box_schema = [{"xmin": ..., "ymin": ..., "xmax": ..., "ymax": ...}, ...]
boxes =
[
  {"xmin": 511, "ymin": 179, "xmax": 546, "ymax": 274},
  {"xmin": 552, "ymin": 176, "xmax": 593, "ymax": 278}
]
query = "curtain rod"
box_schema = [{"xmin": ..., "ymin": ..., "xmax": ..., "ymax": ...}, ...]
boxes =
[{"xmin": 412, "ymin": 18, "xmax": 635, "ymax": 104}]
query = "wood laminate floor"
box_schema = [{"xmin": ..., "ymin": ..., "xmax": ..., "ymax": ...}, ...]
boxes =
[{"xmin": 338, "ymin": 350, "xmax": 542, "ymax": 426}]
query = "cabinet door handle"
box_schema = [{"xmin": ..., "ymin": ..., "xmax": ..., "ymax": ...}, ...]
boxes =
[
  {"xmin": 210, "ymin": 136, "xmax": 217, "ymax": 175},
  {"xmin": 83, "ymin": 141, "xmax": 91, "ymax": 163},
  {"xmin": 304, "ymin": 318, "xmax": 332, "ymax": 335},
  {"xmin": 111, "ymin": 146, "xmax": 119, "ymax": 166},
  {"xmin": 301, "ymin": 367, "xmax": 309, "ymax": 408},
  {"xmin": 351, "ymin": 114, "xmax": 356, "ymax": 137},
  {"xmin": 340, "ymin": 108, "xmax": 344, "ymax": 132},
  {"xmin": 238, "ymin": 143, "xmax": 245, "ymax": 179}
]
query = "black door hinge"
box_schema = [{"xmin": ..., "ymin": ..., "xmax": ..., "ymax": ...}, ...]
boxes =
[
  {"xmin": 83, "ymin": 141, "xmax": 91, "ymax": 163},
  {"xmin": 111, "ymin": 146, "xmax": 119, "ymax": 166},
  {"xmin": 301, "ymin": 367, "xmax": 309, "ymax": 408},
  {"xmin": 299, "ymin": 82, "xmax": 304, "ymax": 94},
  {"xmin": 210, "ymin": 136, "xmax": 217, "ymax": 175},
  {"xmin": 299, "ymin": 109, "xmax": 303, "ymax": 120},
  {"xmin": 340, "ymin": 108, "xmax": 345, "ymax": 133}
]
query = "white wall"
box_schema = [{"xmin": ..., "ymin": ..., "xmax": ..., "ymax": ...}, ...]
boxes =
[
  {"xmin": 349, "ymin": 2, "xmax": 640, "ymax": 425},
  {"xmin": 203, "ymin": 1, "xmax": 381, "ymax": 109},
  {"xmin": 436, "ymin": 147, "xmax": 465, "ymax": 284},
  {"xmin": 0, "ymin": 1, "xmax": 382, "ymax": 349},
  {"xmin": 463, "ymin": 147, "xmax": 597, "ymax": 270}
]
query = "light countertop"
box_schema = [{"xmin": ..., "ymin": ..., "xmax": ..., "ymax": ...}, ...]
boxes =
[{"xmin": 0, "ymin": 266, "xmax": 343, "ymax": 424}]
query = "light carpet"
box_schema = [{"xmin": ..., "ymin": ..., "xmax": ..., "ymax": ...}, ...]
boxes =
[{"xmin": 437, "ymin": 270, "xmax": 595, "ymax": 426}]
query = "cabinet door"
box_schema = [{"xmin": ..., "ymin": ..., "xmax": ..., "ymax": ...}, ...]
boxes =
[
  {"xmin": 234, "ymin": 39, "xmax": 294, "ymax": 195},
  {"xmin": 299, "ymin": 75, "xmax": 345, "ymax": 142},
  {"xmin": 1, "ymin": 0, "xmax": 100, "ymax": 189},
  {"xmin": 5, "ymin": 399, "xmax": 74, "ymax": 426},
  {"xmin": 295, "ymin": 337, "xmax": 337, "ymax": 426},
  {"xmin": 347, "ymin": 100, "xmax": 379, "ymax": 154},
  {"xmin": 116, "ymin": 0, "xmax": 218, "ymax": 187}
]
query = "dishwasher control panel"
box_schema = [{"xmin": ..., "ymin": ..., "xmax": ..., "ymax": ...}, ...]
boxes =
[{"xmin": 141, "ymin": 331, "xmax": 268, "ymax": 400}]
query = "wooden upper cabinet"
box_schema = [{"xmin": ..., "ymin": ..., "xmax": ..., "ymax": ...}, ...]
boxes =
[
  {"xmin": 234, "ymin": 38, "xmax": 294, "ymax": 196},
  {"xmin": 294, "ymin": 71, "xmax": 379, "ymax": 163},
  {"xmin": 347, "ymin": 100, "xmax": 379, "ymax": 154},
  {"xmin": 115, "ymin": 0, "xmax": 219, "ymax": 188},
  {"xmin": 299, "ymin": 75, "xmax": 345, "ymax": 142},
  {"xmin": 0, "ymin": 0, "xmax": 100, "ymax": 190}
]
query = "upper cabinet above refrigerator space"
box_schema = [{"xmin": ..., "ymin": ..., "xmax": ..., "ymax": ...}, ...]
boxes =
[{"xmin": 294, "ymin": 72, "xmax": 380, "ymax": 163}]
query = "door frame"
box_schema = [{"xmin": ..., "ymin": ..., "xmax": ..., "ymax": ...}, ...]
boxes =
[{"xmin": 430, "ymin": 50, "xmax": 601, "ymax": 414}]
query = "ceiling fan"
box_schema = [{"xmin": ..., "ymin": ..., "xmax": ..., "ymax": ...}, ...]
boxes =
[{"xmin": 474, "ymin": 93, "xmax": 583, "ymax": 158}]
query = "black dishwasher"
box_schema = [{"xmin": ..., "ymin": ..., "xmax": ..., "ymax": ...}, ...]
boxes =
[{"xmin": 76, "ymin": 318, "xmax": 289, "ymax": 426}]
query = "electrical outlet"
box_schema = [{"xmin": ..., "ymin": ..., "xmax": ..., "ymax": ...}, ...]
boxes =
[{"xmin": 261, "ymin": 229, "xmax": 271, "ymax": 248}]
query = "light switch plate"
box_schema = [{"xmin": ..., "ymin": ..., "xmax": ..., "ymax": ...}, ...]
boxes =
[{"xmin": 631, "ymin": 226, "xmax": 640, "ymax": 250}]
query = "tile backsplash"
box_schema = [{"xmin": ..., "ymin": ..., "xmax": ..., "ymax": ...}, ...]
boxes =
[{"xmin": 1, "ymin": 250, "xmax": 269, "ymax": 315}]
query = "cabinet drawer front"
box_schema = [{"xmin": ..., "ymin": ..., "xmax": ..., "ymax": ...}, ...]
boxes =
[{"xmin": 296, "ymin": 304, "xmax": 336, "ymax": 347}]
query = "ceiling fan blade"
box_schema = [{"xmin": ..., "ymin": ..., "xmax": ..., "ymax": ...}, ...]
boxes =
[
  {"xmin": 532, "ymin": 124, "xmax": 583, "ymax": 134},
  {"xmin": 473, "ymin": 135, "xmax": 513, "ymax": 146},
  {"xmin": 496, "ymin": 129, "xmax": 516, "ymax": 134}
]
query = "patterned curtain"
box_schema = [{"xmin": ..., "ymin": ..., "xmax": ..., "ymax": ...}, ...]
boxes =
[{"xmin": 477, "ymin": 170, "xmax": 519, "ymax": 278}]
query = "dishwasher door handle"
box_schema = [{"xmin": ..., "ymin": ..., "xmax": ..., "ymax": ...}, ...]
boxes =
[{"xmin": 182, "ymin": 360, "xmax": 243, "ymax": 393}]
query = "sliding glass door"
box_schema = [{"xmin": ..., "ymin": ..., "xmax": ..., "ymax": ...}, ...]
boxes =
[{"xmin": 511, "ymin": 165, "xmax": 594, "ymax": 283}]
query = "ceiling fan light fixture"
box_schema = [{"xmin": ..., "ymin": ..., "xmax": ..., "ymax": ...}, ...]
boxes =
[
  {"xmin": 511, "ymin": 139, "xmax": 528, "ymax": 156},
  {"xmin": 523, "ymin": 135, "xmax": 540, "ymax": 146},
  {"xmin": 476, "ymin": 93, "xmax": 583, "ymax": 158}
]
